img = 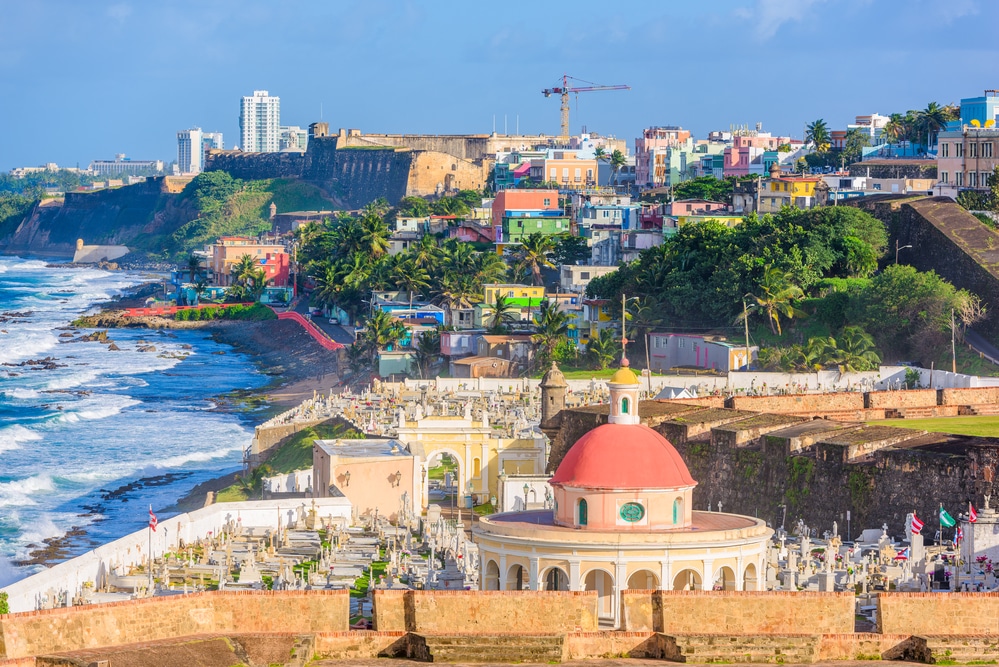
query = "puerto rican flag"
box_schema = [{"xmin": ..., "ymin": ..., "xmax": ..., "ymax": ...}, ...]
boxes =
[
  {"xmin": 911, "ymin": 512, "xmax": 924, "ymax": 535},
  {"xmin": 970, "ymin": 503, "xmax": 978, "ymax": 523},
  {"xmin": 149, "ymin": 506, "xmax": 158, "ymax": 532},
  {"xmin": 957, "ymin": 525, "xmax": 964, "ymax": 544},
  {"xmin": 894, "ymin": 547, "xmax": 910, "ymax": 560}
]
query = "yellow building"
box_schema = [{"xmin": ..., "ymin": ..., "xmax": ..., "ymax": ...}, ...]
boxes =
[
  {"xmin": 758, "ymin": 177, "xmax": 821, "ymax": 214},
  {"xmin": 477, "ymin": 284, "xmax": 546, "ymax": 326},
  {"xmin": 673, "ymin": 213, "xmax": 745, "ymax": 229},
  {"xmin": 395, "ymin": 411, "xmax": 546, "ymax": 509}
]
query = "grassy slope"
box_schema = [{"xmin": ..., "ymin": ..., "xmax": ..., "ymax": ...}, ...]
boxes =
[{"xmin": 868, "ymin": 415, "xmax": 999, "ymax": 437}]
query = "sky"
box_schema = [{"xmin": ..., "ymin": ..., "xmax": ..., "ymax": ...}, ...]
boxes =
[{"xmin": 1, "ymin": 0, "xmax": 997, "ymax": 172}]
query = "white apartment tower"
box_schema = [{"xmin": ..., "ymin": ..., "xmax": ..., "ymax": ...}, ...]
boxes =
[
  {"xmin": 177, "ymin": 128, "xmax": 204, "ymax": 174},
  {"xmin": 239, "ymin": 90, "xmax": 281, "ymax": 152}
]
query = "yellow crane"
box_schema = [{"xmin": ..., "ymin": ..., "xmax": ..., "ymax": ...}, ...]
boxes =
[{"xmin": 542, "ymin": 74, "xmax": 630, "ymax": 143}]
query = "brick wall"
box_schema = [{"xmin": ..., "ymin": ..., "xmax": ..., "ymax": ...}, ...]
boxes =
[
  {"xmin": 371, "ymin": 590, "xmax": 598, "ymax": 634},
  {"xmin": 727, "ymin": 393, "xmax": 865, "ymax": 413},
  {"xmin": 940, "ymin": 387, "xmax": 999, "ymax": 406},
  {"xmin": 0, "ymin": 591, "xmax": 349, "ymax": 660},
  {"xmin": 878, "ymin": 593, "xmax": 999, "ymax": 635},
  {"xmin": 866, "ymin": 389, "xmax": 937, "ymax": 409},
  {"xmin": 312, "ymin": 631, "xmax": 408, "ymax": 659},
  {"xmin": 564, "ymin": 632, "xmax": 665, "ymax": 660},
  {"xmin": 621, "ymin": 591, "xmax": 854, "ymax": 635}
]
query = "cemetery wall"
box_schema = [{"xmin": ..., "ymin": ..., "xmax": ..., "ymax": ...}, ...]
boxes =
[
  {"xmin": 866, "ymin": 389, "xmax": 938, "ymax": 409},
  {"xmin": 940, "ymin": 386, "xmax": 999, "ymax": 405},
  {"xmin": 371, "ymin": 590, "xmax": 599, "ymax": 633},
  {"xmin": 727, "ymin": 392, "xmax": 865, "ymax": 413},
  {"xmin": 814, "ymin": 633, "xmax": 916, "ymax": 661},
  {"xmin": 877, "ymin": 592, "xmax": 999, "ymax": 635},
  {"xmin": 563, "ymin": 632, "xmax": 666, "ymax": 659},
  {"xmin": 312, "ymin": 631, "xmax": 408, "ymax": 659},
  {"xmin": 0, "ymin": 591, "xmax": 349, "ymax": 660},
  {"xmin": 620, "ymin": 590, "xmax": 854, "ymax": 634}
]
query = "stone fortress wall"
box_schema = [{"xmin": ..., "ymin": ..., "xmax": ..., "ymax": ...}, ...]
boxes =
[{"xmin": 3, "ymin": 589, "xmax": 999, "ymax": 662}]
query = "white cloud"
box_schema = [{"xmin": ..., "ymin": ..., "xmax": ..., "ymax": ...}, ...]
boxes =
[
  {"xmin": 736, "ymin": 0, "xmax": 825, "ymax": 41},
  {"xmin": 106, "ymin": 3, "xmax": 132, "ymax": 24}
]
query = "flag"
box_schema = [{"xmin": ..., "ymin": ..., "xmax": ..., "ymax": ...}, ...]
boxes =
[
  {"xmin": 894, "ymin": 547, "xmax": 910, "ymax": 560},
  {"xmin": 149, "ymin": 506, "xmax": 158, "ymax": 532},
  {"xmin": 957, "ymin": 526, "xmax": 964, "ymax": 544},
  {"xmin": 940, "ymin": 506, "xmax": 956, "ymax": 528},
  {"xmin": 911, "ymin": 513, "xmax": 924, "ymax": 535},
  {"xmin": 970, "ymin": 503, "xmax": 978, "ymax": 523}
]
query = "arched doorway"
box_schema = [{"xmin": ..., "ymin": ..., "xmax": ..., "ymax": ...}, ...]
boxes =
[
  {"xmin": 743, "ymin": 563, "xmax": 758, "ymax": 591},
  {"xmin": 506, "ymin": 564, "xmax": 526, "ymax": 590},
  {"xmin": 544, "ymin": 567, "xmax": 569, "ymax": 591},
  {"xmin": 583, "ymin": 569, "xmax": 615, "ymax": 621},
  {"xmin": 423, "ymin": 448, "xmax": 464, "ymax": 512},
  {"xmin": 713, "ymin": 566, "xmax": 736, "ymax": 591},
  {"xmin": 672, "ymin": 569, "xmax": 702, "ymax": 591},
  {"xmin": 627, "ymin": 569, "xmax": 659, "ymax": 590},
  {"xmin": 484, "ymin": 561, "xmax": 500, "ymax": 590}
]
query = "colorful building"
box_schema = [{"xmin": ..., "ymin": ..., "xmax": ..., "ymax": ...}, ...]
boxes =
[
  {"xmin": 757, "ymin": 175, "xmax": 821, "ymax": 213},
  {"xmin": 208, "ymin": 236, "xmax": 290, "ymax": 286},
  {"xmin": 648, "ymin": 333, "xmax": 757, "ymax": 372},
  {"xmin": 477, "ymin": 284, "xmax": 546, "ymax": 325}
]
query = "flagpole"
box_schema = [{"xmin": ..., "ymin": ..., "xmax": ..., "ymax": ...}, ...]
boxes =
[{"xmin": 148, "ymin": 517, "xmax": 153, "ymax": 593}]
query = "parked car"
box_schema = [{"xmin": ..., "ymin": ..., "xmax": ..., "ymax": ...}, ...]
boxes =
[{"xmin": 329, "ymin": 317, "xmax": 340, "ymax": 325}]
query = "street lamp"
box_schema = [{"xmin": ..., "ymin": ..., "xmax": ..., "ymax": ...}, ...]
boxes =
[
  {"xmin": 895, "ymin": 240, "xmax": 913, "ymax": 265},
  {"xmin": 523, "ymin": 483, "xmax": 530, "ymax": 509}
]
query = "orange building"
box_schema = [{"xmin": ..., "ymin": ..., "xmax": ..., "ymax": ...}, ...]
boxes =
[
  {"xmin": 491, "ymin": 189, "xmax": 560, "ymax": 227},
  {"xmin": 208, "ymin": 236, "xmax": 288, "ymax": 286}
]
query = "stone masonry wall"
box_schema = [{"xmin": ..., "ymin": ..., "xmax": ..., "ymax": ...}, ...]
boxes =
[
  {"xmin": 407, "ymin": 152, "xmax": 490, "ymax": 198},
  {"xmin": 0, "ymin": 590, "xmax": 349, "ymax": 660},
  {"xmin": 877, "ymin": 592, "xmax": 999, "ymax": 635},
  {"xmin": 727, "ymin": 393, "xmax": 865, "ymax": 413},
  {"xmin": 621, "ymin": 590, "xmax": 854, "ymax": 635},
  {"xmin": 204, "ymin": 150, "xmax": 305, "ymax": 180},
  {"xmin": 371, "ymin": 590, "xmax": 598, "ymax": 634}
]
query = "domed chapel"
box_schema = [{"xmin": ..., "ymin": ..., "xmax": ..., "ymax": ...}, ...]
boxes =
[{"xmin": 473, "ymin": 359, "xmax": 773, "ymax": 627}]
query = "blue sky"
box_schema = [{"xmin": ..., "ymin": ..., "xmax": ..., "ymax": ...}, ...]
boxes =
[{"xmin": 1, "ymin": 0, "xmax": 996, "ymax": 172}]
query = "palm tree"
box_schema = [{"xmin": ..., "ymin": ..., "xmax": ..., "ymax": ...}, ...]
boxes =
[
  {"xmin": 833, "ymin": 326, "xmax": 881, "ymax": 372},
  {"xmin": 609, "ymin": 149, "xmax": 627, "ymax": 187},
  {"xmin": 314, "ymin": 263, "xmax": 342, "ymax": 310},
  {"xmin": 515, "ymin": 233, "xmax": 556, "ymax": 287},
  {"xmin": 916, "ymin": 102, "xmax": 949, "ymax": 149},
  {"xmin": 231, "ymin": 254, "xmax": 258, "ymax": 287},
  {"xmin": 738, "ymin": 265, "xmax": 806, "ymax": 336},
  {"xmin": 626, "ymin": 297, "xmax": 661, "ymax": 363},
  {"xmin": 594, "ymin": 147, "xmax": 607, "ymax": 161},
  {"xmin": 531, "ymin": 300, "xmax": 571, "ymax": 367},
  {"xmin": 186, "ymin": 254, "xmax": 202, "ymax": 282},
  {"xmin": 805, "ymin": 119, "xmax": 831, "ymax": 151},
  {"xmin": 486, "ymin": 293, "xmax": 518, "ymax": 334},
  {"xmin": 361, "ymin": 310, "xmax": 406, "ymax": 361},
  {"xmin": 359, "ymin": 213, "xmax": 390, "ymax": 258},
  {"xmin": 473, "ymin": 251, "xmax": 508, "ymax": 286},
  {"xmin": 411, "ymin": 329, "xmax": 442, "ymax": 379},
  {"xmin": 412, "ymin": 234, "xmax": 440, "ymax": 269},
  {"xmin": 248, "ymin": 268, "xmax": 270, "ymax": 301},
  {"xmin": 392, "ymin": 258, "xmax": 430, "ymax": 310},
  {"xmin": 585, "ymin": 328, "xmax": 620, "ymax": 370}
]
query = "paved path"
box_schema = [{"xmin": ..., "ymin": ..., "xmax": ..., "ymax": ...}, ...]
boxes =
[
  {"xmin": 965, "ymin": 328, "xmax": 999, "ymax": 367},
  {"xmin": 292, "ymin": 299, "xmax": 355, "ymax": 345}
]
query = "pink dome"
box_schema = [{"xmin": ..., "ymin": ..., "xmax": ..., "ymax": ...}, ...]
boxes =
[{"xmin": 551, "ymin": 424, "xmax": 696, "ymax": 490}]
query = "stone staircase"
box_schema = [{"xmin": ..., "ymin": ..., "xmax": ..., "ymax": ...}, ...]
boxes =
[
  {"xmin": 965, "ymin": 404, "xmax": 999, "ymax": 417},
  {"xmin": 406, "ymin": 633, "xmax": 566, "ymax": 663},
  {"xmin": 911, "ymin": 635, "xmax": 999, "ymax": 663},
  {"xmin": 660, "ymin": 633, "xmax": 821, "ymax": 664}
]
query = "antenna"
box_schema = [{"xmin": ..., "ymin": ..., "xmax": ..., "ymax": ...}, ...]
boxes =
[
  {"xmin": 493, "ymin": 115, "xmax": 496, "ymax": 133},
  {"xmin": 320, "ymin": 102, "xmax": 323, "ymax": 120}
]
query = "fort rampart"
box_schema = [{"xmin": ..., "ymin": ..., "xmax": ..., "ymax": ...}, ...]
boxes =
[
  {"xmin": 371, "ymin": 589, "xmax": 599, "ymax": 633},
  {"xmin": 0, "ymin": 590, "xmax": 349, "ymax": 659}
]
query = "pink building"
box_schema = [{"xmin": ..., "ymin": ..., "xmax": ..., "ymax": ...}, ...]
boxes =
[
  {"xmin": 665, "ymin": 199, "xmax": 729, "ymax": 216},
  {"xmin": 491, "ymin": 189, "xmax": 560, "ymax": 228},
  {"xmin": 634, "ymin": 127, "xmax": 691, "ymax": 188},
  {"xmin": 723, "ymin": 135, "xmax": 786, "ymax": 177}
]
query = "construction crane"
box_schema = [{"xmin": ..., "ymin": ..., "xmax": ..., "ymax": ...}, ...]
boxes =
[{"xmin": 542, "ymin": 74, "xmax": 630, "ymax": 143}]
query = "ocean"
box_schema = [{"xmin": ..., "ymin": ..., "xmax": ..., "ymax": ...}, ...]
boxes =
[{"xmin": 0, "ymin": 256, "xmax": 269, "ymax": 586}]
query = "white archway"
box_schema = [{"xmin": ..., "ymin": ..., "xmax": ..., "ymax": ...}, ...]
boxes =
[
  {"xmin": 583, "ymin": 569, "xmax": 615, "ymax": 621},
  {"xmin": 627, "ymin": 569, "xmax": 660, "ymax": 590},
  {"xmin": 543, "ymin": 566, "xmax": 569, "ymax": 591},
  {"xmin": 423, "ymin": 447, "xmax": 465, "ymax": 511},
  {"xmin": 713, "ymin": 565, "xmax": 736, "ymax": 591},
  {"xmin": 672, "ymin": 568, "xmax": 702, "ymax": 591},
  {"xmin": 484, "ymin": 560, "xmax": 500, "ymax": 590},
  {"xmin": 506, "ymin": 564, "xmax": 527, "ymax": 590},
  {"xmin": 743, "ymin": 563, "xmax": 758, "ymax": 591}
]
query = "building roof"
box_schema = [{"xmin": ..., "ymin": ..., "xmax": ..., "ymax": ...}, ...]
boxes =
[
  {"xmin": 540, "ymin": 362, "xmax": 567, "ymax": 388},
  {"xmin": 610, "ymin": 366, "xmax": 639, "ymax": 385},
  {"xmin": 550, "ymin": 423, "xmax": 696, "ymax": 490},
  {"xmin": 480, "ymin": 334, "xmax": 533, "ymax": 343}
]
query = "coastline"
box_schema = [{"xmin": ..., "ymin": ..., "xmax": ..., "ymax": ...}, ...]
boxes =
[{"xmin": 12, "ymin": 284, "xmax": 344, "ymax": 573}]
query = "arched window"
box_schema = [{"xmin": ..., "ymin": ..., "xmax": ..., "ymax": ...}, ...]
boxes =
[
  {"xmin": 578, "ymin": 498, "xmax": 588, "ymax": 526},
  {"xmin": 673, "ymin": 497, "xmax": 682, "ymax": 524},
  {"xmin": 621, "ymin": 397, "xmax": 630, "ymax": 414},
  {"xmin": 473, "ymin": 458, "xmax": 481, "ymax": 477}
]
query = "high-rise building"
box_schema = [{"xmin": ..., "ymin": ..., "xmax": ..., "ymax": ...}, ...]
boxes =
[
  {"xmin": 177, "ymin": 128, "xmax": 203, "ymax": 174},
  {"xmin": 202, "ymin": 132, "xmax": 224, "ymax": 152},
  {"xmin": 239, "ymin": 90, "xmax": 280, "ymax": 152},
  {"xmin": 279, "ymin": 125, "xmax": 308, "ymax": 151}
]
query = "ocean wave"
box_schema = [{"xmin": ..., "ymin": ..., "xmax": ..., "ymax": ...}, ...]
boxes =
[
  {"xmin": 144, "ymin": 445, "xmax": 242, "ymax": 473},
  {"xmin": 0, "ymin": 425, "xmax": 42, "ymax": 453},
  {"xmin": 0, "ymin": 474, "xmax": 55, "ymax": 508},
  {"xmin": 55, "ymin": 396, "xmax": 140, "ymax": 423},
  {"xmin": 0, "ymin": 331, "xmax": 58, "ymax": 364},
  {"xmin": 2, "ymin": 388, "xmax": 41, "ymax": 400}
]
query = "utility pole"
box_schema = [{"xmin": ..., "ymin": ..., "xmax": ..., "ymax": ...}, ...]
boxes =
[
  {"xmin": 743, "ymin": 298, "xmax": 751, "ymax": 371},
  {"xmin": 645, "ymin": 332, "xmax": 652, "ymax": 395},
  {"xmin": 952, "ymin": 308, "xmax": 957, "ymax": 374}
]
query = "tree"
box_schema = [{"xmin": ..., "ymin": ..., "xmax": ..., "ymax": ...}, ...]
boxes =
[
  {"xmin": 739, "ymin": 265, "xmax": 806, "ymax": 335},
  {"xmin": 832, "ymin": 326, "xmax": 881, "ymax": 372},
  {"xmin": 609, "ymin": 149, "xmax": 627, "ymax": 187},
  {"xmin": 531, "ymin": 300, "xmax": 571, "ymax": 367},
  {"xmin": 231, "ymin": 254, "xmax": 258, "ymax": 287},
  {"xmin": 916, "ymin": 102, "xmax": 949, "ymax": 148},
  {"xmin": 397, "ymin": 196, "xmax": 431, "ymax": 218},
  {"xmin": 515, "ymin": 232, "xmax": 556, "ymax": 286},
  {"xmin": 486, "ymin": 293, "xmax": 518, "ymax": 334},
  {"xmin": 361, "ymin": 309, "xmax": 406, "ymax": 361},
  {"xmin": 553, "ymin": 233, "xmax": 590, "ymax": 267},
  {"xmin": 474, "ymin": 251, "xmax": 509, "ymax": 286},
  {"xmin": 391, "ymin": 257, "xmax": 430, "ymax": 310},
  {"xmin": 186, "ymin": 254, "xmax": 202, "ymax": 282},
  {"xmin": 805, "ymin": 119, "xmax": 831, "ymax": 151},
  {"xmin": 411, "ymin": 329, "xmax": 442, "ymax": 379},
  {"xmin": 841, "ymin": 128, "xmax": 871, "ymax": 166},
  {"xmin": 585, "ymin": 328, "xmax": 621, "ymax": 370},
  {"xmin": 359, "ymin": 212, "xmax": 390, "ymax": 258},
  {"xmin": 247, "ymin": 267, "xmax": 270, "ymax": 301}
]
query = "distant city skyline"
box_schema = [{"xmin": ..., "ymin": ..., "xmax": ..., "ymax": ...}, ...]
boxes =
[{"xmin": 1, "ymin": 0, "xmax": 997, "ymax": 171}]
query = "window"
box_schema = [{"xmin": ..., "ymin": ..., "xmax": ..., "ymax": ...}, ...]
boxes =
[
  {"xmin": 543, "ymin": 198, "xmax": 551, "ymax": 206},
  {"xmin": 984, "ymin": 142, "xmax": 994, "ymax": 158},
  {"xmin": 562, "ymin": 168, "xmax": 569, "ymax": 178},
  {"xmin": 956, "ymin": 171, "xmax": 964, "ymax": 186},
  {"xmin": 673, "ymin": 498, "xmax": 682, "ymax": 524},
  {"xmin": 956, "ymin": 144, "xmax": 964, "ymax": 158},
  {"xmin": 970, "ymin": 172, "xmax": 978, "ymax": 188},
  {"xmin": 580, "ymin": 271, "xmax": 589, "ymax": 280},
  {"xmin": 970, "ymin": 143, "xmax": 979, "ymax": 158},
  {"xmin": 941, "ymin": 172, "xmax": 949, "ymax": 183},
  {"xmin": 578, "ymin": 499, "xmax": 588, "ymax": 526},
  {"xmin": 941, "ymin": 143, "xmax": 949, "ymax": 158},
  {"xmin": 621, "ymin": 397, "xmax": 629, "ymax": 414}
]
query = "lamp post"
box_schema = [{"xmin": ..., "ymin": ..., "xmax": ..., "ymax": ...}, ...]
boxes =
[
  {"xmin": 523, "ymin": 483, "xmax": 530, "ymax": 510},
  {"xmin": 895, "ymin": 240, "xmax": 913, "ymax": 265}
]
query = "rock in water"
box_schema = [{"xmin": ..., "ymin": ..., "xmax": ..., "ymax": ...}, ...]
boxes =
[{"xmin": 108, "ymin": 342, "xmax": 121, "ymax": 351}]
